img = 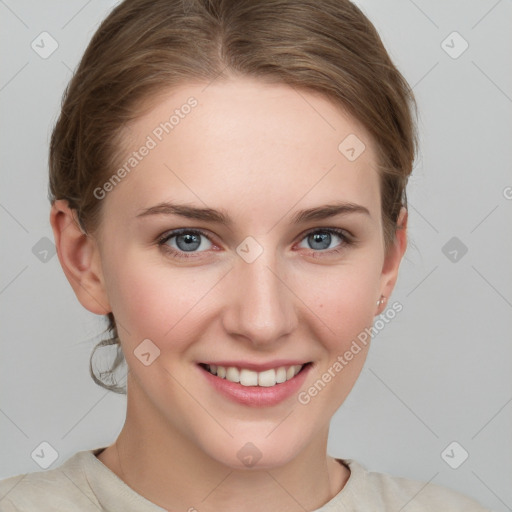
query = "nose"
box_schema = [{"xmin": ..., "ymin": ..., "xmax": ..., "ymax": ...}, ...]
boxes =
[{"xmin": 221, "ymin": 249, "xmax": 298, "ymax": 347}]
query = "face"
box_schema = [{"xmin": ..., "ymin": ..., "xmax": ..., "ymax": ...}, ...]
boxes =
[{"xmin": 76, "ymin": 77, "xmax": 405, "ymax": 469}]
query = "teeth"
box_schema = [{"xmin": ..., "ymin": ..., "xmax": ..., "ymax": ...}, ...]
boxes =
[
  {"xmin": 276, "ymin": 367, "xmax": 287, "ymax": 383},
  {"xmin": 226, "ymin": 367, "xmax": 240, "ymax": 383},
  {"xmin": 240, "ymin": 368, "xmax": 258, "ymax": 386},
  {"xmin": 205, "ymin": 364, "xmax": 305, "ymax": 387},
  {"xmin": 258, "ymin": 369, "xmax": 276, "ymax": 387}
]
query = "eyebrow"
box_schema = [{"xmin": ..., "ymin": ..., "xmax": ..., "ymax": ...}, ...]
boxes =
[{"xmin": 136, "ymin": 201, "xmax": 370, "ymax": 225}]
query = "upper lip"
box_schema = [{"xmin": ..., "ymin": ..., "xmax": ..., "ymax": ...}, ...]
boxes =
[{"xmin": 199, "ymin": 360, "xmax": 311, "ymax": 372}]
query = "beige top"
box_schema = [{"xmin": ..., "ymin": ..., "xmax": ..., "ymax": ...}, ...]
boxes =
[{"xmin": 0, "ymin": 447, "xmax": 492, "ymax": 511}]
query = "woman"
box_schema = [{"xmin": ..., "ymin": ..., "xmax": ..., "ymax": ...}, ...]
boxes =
[{"xmin": 0, "ymin": 0, "xmax": 492, "ymax": 510}]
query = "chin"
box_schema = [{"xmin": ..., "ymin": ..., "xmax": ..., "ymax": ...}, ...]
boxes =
[{"xmin": 201, "ymin": 434, "xmax": 307, "ymax": 471}]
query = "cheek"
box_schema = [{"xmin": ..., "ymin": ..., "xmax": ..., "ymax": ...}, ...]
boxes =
[
  {"xmin": 101, "ymin": 252, "xmax": 217, "ymax": 350},
  {"xmin": 296, "ymin": 255, "xmax": 382, "ymax": 345},
  {"xmin": 296, "ymin": 261, "xmax": 380, "ymax": 411}
]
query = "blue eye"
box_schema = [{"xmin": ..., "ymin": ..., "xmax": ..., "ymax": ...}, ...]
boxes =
[
  {"xmin": 158, "ymin": 229, "xmax": 213, "ymax": 258},
  {"xmin": 157, "ymin": 227, "xmax": 352, "ymax": 260},
  {"xmin": 298, "ymin": 228, "xmax": 350, "ymax": 252}
]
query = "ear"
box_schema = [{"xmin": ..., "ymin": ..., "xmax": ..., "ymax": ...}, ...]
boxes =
[
  {"xmin": 375, "ymin": 206, "xmax": 408, "ymax": 315},
  {"xmin": 49, "ymin": 200, "xmax": 111, "ymax": 315}
]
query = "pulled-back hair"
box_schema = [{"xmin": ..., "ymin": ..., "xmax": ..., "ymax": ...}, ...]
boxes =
[{"xmin": 48, "ymin": 0, "xmax": 417, "ymax": 393}]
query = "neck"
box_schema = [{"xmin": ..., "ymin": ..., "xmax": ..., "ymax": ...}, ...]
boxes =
[{"xmin": 97, "ymin": 378, "xmax": 350, "ymax": 511}]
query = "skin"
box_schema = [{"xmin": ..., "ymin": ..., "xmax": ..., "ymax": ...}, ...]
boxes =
[{"xmin": 50, "ymin": 76, "xmax": 407, "ymax": 511}]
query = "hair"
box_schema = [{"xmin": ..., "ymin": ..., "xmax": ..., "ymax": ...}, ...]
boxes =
[{"xmin": 48, "ymin": 0, "xmax": 418, "ymax": 393}]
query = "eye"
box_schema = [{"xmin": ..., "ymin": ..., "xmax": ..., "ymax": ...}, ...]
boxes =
[
  {"xmin": 296, "ymin": 228, "xmax": 352, "ymax": 255},
  {"xmin": 158, "ymin": 229, "xmax": 213, "ymax": 259}
]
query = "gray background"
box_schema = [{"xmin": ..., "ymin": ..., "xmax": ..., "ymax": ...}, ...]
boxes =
[{"xmin": 1, "ymin": 0, "xmax": 511, "ymax": 510}]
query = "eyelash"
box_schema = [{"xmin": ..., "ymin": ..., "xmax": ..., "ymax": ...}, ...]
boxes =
[{"xmin": 156, "ymin": 227, "xmax": 354, "ymax": 260}]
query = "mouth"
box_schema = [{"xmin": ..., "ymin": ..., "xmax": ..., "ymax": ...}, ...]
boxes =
[{"xmin": 198, "ymin": 362, "xmax": 312, "ymax": 388}]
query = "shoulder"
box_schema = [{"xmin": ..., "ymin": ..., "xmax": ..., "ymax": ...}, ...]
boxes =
[
  {"xmin": 0, "ymin": 451, "xmax": 101, "ymax": 512},
  {"xmin": 338, "ymin": 459, "xmax": 493, "ymax": 511}
]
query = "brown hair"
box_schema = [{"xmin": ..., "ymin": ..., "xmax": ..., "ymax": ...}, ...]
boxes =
[{"xmin": 48, "ymin": 0, "xmax": 417, "ymax": 393}]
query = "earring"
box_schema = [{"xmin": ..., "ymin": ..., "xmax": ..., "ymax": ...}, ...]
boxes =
[{"xmin": 376, "ymin": 295, "xmax": 386, "ymax": 306}]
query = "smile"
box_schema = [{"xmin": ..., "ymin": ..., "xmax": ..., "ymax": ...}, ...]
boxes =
[
  {"xmin": 197, "ymin": 361, "xmax": 313, "ymax": 407},
  {"xmin": 200, "ymin": 363, "xmax": 310, "ymax": 387}
]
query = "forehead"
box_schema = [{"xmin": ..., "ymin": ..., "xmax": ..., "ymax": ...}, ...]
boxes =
[{"xmin": 103, "ymin": 77, "xmax": 381, "ymax": 227}]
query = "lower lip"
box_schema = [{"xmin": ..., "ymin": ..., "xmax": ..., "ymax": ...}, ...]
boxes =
[{"xmin": 198, "ymin": 363, "xmax": 312, "ymax": 407}]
